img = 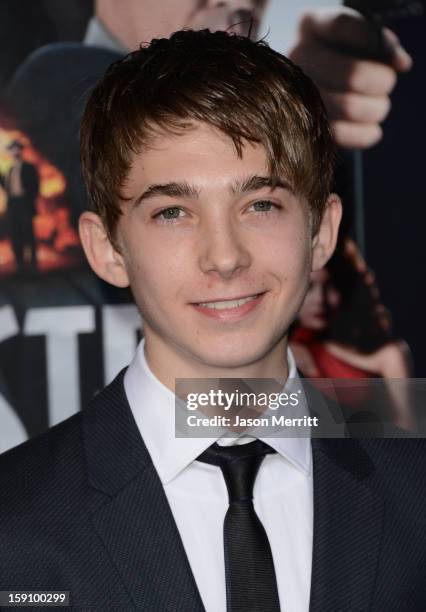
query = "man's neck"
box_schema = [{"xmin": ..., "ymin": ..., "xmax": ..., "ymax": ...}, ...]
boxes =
[{"xmin": 143, "ymin": 334, "xmax": 289, "ymax": 392}]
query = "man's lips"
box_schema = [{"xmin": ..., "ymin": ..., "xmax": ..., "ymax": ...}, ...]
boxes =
[
  {"xmin": 190, "ymin": 292, "xmax": 266, "ymax": 321},
  {"xmin": 192, "ymin": 292, "xmax": 264, "ymax": 307}
]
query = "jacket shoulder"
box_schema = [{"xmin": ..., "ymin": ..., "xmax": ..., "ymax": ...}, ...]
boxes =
[
  {"xmin": 360, "ymin": 436, "xmax": 426, "ymax": 479},
  {"xmin": 0, "ymin": 370, "xmax": 127, "ymax": 519},
  {"xmin": 7, "ymin": 42, "xmax": 121, "ymax": 99},
  {"xmin": 0, "ymin": 409, "xmax": 86, "ymax": 519}
]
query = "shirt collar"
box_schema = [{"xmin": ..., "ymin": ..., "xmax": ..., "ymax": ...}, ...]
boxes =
[
  {"xmin": 124, "ymin": 339, "xmax": 311, "ymax": 484},
  {"xmin": 83, "ymin": 16, "xmax": 128, "ymax": 54}
]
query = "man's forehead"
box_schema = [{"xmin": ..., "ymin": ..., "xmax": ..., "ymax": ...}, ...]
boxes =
[{"xmin": 121, "ymin": 120, "xmax": 293, "ymax": 203}]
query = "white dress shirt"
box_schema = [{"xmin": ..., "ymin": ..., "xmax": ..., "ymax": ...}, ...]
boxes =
[
  {"xmin": 84, "ymin": 17, "xmax": 128, "ymax": 54},
  {"xmin": 124, "ymin": 340, "xmax": 313, "ymax": 612}
]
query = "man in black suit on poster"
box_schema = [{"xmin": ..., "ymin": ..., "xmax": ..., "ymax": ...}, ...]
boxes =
[
  {"xmin": 0, "ymin": 139, "xmax": 39, "ymax": 271},
  {"xmin": 0, "ymin": 30, "xmax": 425, "ymax": 612}
]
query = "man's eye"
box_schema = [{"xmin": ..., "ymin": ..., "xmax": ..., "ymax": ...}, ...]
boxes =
[
  {"xmin": 155, "ymin": 207, "xmax": 183, "ymax": 221},
  {"xmin": 251, "ymin": 200, "xmax": 277, "ymax": 213}
]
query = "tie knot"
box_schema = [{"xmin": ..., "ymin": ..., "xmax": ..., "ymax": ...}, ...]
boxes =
[{"xmin": 197, "ymin": 439, "xmax": 276, "ymax": 503}]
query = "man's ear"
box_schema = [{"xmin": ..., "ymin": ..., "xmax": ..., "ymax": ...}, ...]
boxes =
[
  {"xmin": 311, "ymin": 193, "xmax": 342, "ymax": 271},
  {"xmin": 78, "ymin": 212, "xmax": 130, "ymax": 288}
]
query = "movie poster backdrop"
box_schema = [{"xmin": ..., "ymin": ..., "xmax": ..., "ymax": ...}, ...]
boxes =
[{"xmin": 0, "ymin": 1, "xmax": 424, "ymax": 452}]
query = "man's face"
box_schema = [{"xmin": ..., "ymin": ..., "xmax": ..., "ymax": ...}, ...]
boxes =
[
  {"xmin": 115, "ymin": 122, "xmax": 315, "ymax": 374},
  {"xmin": 298, "ymin": 268, "xmax": 341, "ymax": 331},
  {"xmin": 9, "ymin": 145, "xmax": 22, "ymax": 162},
  {"xmin": 98, "ymin": 0, "xmax": 267, "ymax": 50}
]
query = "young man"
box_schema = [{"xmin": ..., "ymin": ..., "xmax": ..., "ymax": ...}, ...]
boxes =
[{"xmin": 0, "ymin": 30, "xmax": 424, "ymax": 612}]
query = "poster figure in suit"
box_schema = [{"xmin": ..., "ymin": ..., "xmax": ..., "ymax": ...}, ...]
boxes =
[
  {"xmin": 0, "ymin": 30, "xmax": 425, "ymax": 611},
  {"xmin": 0, "ymin": 139, "xmax": 39, "ymax": 270}
]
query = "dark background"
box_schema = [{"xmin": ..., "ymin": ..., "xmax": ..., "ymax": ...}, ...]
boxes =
[{"xmin": 364, "ymin": 13, "xmax": 425, "ymax": 374}]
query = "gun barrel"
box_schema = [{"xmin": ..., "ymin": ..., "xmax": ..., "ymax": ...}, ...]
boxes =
[{"xmin": 344, "ymin": 0, "xmax": 423, "ymax": 20}]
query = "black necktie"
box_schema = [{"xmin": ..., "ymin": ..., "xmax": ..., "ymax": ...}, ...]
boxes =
[{"xmin": 197, "ymin": 439, "xmax": 281, "ymax": 612}]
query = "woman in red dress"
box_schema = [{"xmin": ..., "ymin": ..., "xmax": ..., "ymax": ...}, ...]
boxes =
[{"xmin": 290, "ymin": 238, "xmax": 413, "ymax": 429}]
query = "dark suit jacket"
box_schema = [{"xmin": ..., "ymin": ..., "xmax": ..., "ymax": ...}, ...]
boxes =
[{"xmin": 0, "ymin": 370, "xmax": 425, "ymax": 611}]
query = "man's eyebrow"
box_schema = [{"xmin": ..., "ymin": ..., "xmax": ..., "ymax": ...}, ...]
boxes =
[
  {"xmin": 133, "ymin": 182, "xmax": 199, "ymax": 207},
  {"xmin": 231, "ymin": 175, "xmax": 292, "ymax": 194},
  {"xmin": 133, "ymin": 175, "xmax": 291, "ymax": 207}
]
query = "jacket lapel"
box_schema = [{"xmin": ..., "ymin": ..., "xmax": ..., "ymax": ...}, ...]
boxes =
[
  {"xmin": 83, "ymin": 371, "xmax": 205, "ymax": 611},
  {"xmin": 309, "ymin": 437, "xmax": 384, "ymax": 612}
]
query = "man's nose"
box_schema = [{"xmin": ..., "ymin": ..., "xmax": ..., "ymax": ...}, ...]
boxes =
[{"xmin": 198, "ymin": 218, "xmax": 251, "ymax": 280}]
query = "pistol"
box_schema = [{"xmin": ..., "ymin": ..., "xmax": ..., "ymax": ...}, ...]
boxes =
[{"xmin": 344, "ymin": 0, "xmax": 423, "ymax": 62}]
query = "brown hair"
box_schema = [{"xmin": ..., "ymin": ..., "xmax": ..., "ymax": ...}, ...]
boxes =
[{"xmin": 80, "ymin": 29, "xmax": 335, "ymax": 242}]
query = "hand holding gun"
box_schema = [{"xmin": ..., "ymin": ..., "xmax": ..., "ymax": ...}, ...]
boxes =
[
  {"xmin": 289, "ymin": 1, "xmax": 422, "ymax": 253},
  {"xmin": 288, "ymin": 2, "xmax": 421, "ymax": 150}
]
